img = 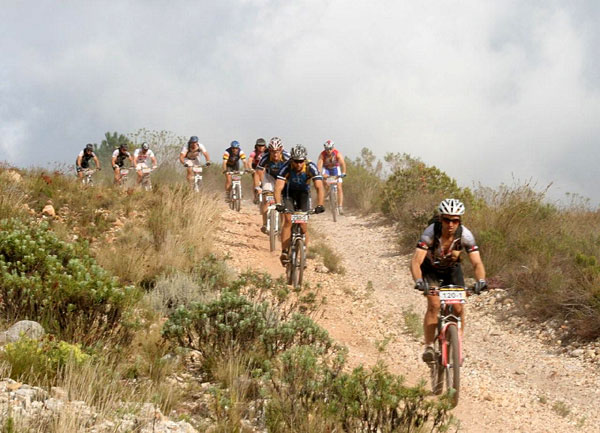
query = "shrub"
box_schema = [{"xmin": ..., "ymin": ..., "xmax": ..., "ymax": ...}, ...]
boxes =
[
  {"xmin": 1, "ymin": 336, "xmax": 89, "ymax": 382},
  {"xmin": 0, "ymin": 219, "xmax": 140, "ymax": 344},
  {"xmin": 310, "ymin": 242, "xmax": 345, "ymax": 274}
]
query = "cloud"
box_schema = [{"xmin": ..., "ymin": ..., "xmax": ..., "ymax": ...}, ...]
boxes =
[{"xmin": 1, "ymin": 1, "xmax": 599, "ymax": 201}]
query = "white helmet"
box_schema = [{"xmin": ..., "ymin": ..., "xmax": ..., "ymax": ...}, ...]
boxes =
[
  {"xmin": 323, "ymin": 140, "xmax": 334, "ymax": 150},
  {"xmin": 438, "ymin": 198, "xmax": 465, "ymax": 216}
]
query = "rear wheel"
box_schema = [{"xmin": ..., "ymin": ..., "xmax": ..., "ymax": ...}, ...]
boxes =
[
  {"xmin": 269, "ymin": 210, "xmax": 277, "ymax": 252},
  {"xmin": 445, "ymin": 325, "xmax": 461, "ymax": 407},
  {"xmin": 292, "ymin": 238, "xmax": 305, "ymax": 288}
]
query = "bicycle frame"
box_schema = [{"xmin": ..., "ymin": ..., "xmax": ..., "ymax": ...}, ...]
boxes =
[{"xmin": 81, "ymin": 169, "xmax": 95, "ymax": 186}]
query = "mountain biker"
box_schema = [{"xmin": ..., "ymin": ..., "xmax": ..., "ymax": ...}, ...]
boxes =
[
  {"xmin": 111, "ymin": 143, "xmax": 134, "ymax": 185},
  {"xmin": 274, "ymin": 144, "xmax": 325, "ymax": 266},
  {"xmin": 76, "ymin": 143, "xmax": 101, "ymax": 179},
  {"xmin": 410, "ymin": 198, "xmax": 487, "ymax": 364},
  {"xmin": 222, "ymin": 140, "xmax": 250, "ymax": 201},
  {"xmin": 180, "ymin": 136, "xmax": 211, "ymax": 188},
  {"xmin": 133, "ymin": 142, "xmax": 158, "ymax": 186},
  {"xmin": 317, "ymin": 139, "xmax": 347, "ymax": 215},
  {"xmin": 249, "ymin": 138, "xmax": 267, "ymax": 203},
  {"xmin": 255, "ymin": 137, "xmax": 291, "ymax": 233}
]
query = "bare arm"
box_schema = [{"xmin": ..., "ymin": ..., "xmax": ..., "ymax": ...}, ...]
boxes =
[
  {"xmin": 313, "ymin": 179, "xmax": 325, "ymax": 207},
  {"xmin": 151, "ymin": 156, "xmax": 158, "ymax": 167},
  {"xmin": 76, "ymin": 155, "xmax": 82, "ymax": 167},
  {"xmin": 203, "ymin": 150, "xmax": 210, "ymax": 163},
  {"xmin": 274, "ymin": 178, "xmax": 285, "ymax": 204},
  {"xmin": 111, "ymin": 155, "xmax": 117, "ymax": 167},
  {"xmin": 410, "ymin": 248, "xmax": 428, "ymax": 281},
  {"xmin": 179, "ymin": 152, "xmax": 186, "ymax": 165},
  {"xmin": 468, "ymin": 251, "xmax": 486, "ymax": 280},
  {"xmin": 93, "ymin": 156, "xmax": 101, "ymax": 169},
  {"xmin": 317, "ymin": 156, "xmax": 324, "ymax": 173},
  {"xmin": 338, "ymin": 151, "xmax": 347, "ymax": 174}
]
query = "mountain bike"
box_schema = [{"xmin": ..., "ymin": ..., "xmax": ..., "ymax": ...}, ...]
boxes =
[
  {"xmin": 229, "ymin": 171, "xmax": 244, "ymax": 212},
  {"xmin": 81, "ymin": 169, "xmax": 97, "ymax": 186},
  {"xmin": 324, "ymin": 174, "xmax": 344, "ymax": 222},
  {"xmin": 117, "ymin": 167, "xmax": 131, "ymax": 187},
  {"xmin": 263, "ymin": 191, "xmax": 282, "ymax": 252},
  {"xmin": 419, "ymin": 284, "xmax": 486, "ymax": 407},
  {"xmin": 189, "ymin": 163, "xmax": 209, "ymax": 193},
  {"xmin": 138, "ymin": 165, "xmax": 155, "ymax": 191},
  {"xmin": 279, "ymin": 208, "xmax": 315, "ymax": 288}
]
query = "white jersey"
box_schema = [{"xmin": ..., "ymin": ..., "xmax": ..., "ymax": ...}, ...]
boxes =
[
  {"xmin": 180, "ymin": 143, "xmax": 207, "ymax": 161},
  {"xmin": 133, "ymin": 149, "xmax": 155, "ymax": 164}
]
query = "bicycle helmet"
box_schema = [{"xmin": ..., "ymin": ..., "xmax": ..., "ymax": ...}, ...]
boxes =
[
  {"xmin": 141, "ymin": 142, "xmax": 149, "ymax": 151},
  {"xmin": 189, "ymin": 136, "xmax": 199, "ymax": 143},
  {"xmin": 268, "ymin": 137, "xmax": 283, "ymax": 151},
  {"xmin": 230, "ymin": 140, "xmax": 240, "ymax": 148},
  {"xmin": 119, "ymin": 143, "xmax": 128, "ymax": 151},
  {"xmin": 290, "ymin": 144, "xmax": 308, "ymax": 161},
  {"xmin": 438, "ymin": 199, "xmax": 465, "ymax": 216},
  {"xmin": 323, "ymin": 140, "xmax": 335, "ymax": 150},
  {"xmin": 255, "ymin": 138, "xmax": 266, "ymax": 147},
  {"xmin": 85, "ymin": 143, "xmax": 94, "ymax": 151}
]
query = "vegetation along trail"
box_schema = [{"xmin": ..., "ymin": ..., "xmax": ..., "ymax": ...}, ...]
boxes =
[{"xmin": 214, "ymin": 200, "xmax": 600, "ymax": 433}]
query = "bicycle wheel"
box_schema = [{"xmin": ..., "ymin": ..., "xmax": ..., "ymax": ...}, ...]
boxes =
[
  {"xmin": 330, "ymin": 186, "xmax": 338, "ymax": 222},
  {"xmin": 431, "ymin": 340, "xmax": 444, "ymax": 395},
  {"xmin": 292, "ymin": 238, "xmax": 305, "ymax": 288},
  {"xmin": 269, "ymin": 210, "xmax": 277, "ymax": 252},
  {"xmin": 286, "ymin": 245, "xmax": 294, "ymax": 285},
  {"xmin": 234, "ymin": 185, "xmax": 241, "ymax": 212},
  {"xmin": 445, "ymin": 325, "xmax": 461, "ymax": 407}
]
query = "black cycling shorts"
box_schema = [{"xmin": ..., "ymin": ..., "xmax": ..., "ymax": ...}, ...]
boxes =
[
  {"xmin": 421, "ymin": 260, "xmax": 465, "ymax": 287},
  {"xmin": 283, "ymin": 189, "xmax": 310, "ymax": 212}
]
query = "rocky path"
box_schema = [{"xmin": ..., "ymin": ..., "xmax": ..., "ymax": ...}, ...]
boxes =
[{"xmin": 215, "ymin": 201, "xmax": 600, "ymax": 433}]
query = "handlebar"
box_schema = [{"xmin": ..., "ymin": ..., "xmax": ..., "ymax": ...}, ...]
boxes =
[
  {"xmin": 417, "ymin": 284, "xmax": 489, "ymax": 296},
  {"xmin": 277, "ymin": 208, "xmax": 317, "ymax": 215}
]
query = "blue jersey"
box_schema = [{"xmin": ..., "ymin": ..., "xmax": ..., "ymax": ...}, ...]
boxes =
[
  {"xmin": 256, "ymin": 150, "xmax": 290, "ymax": 178},
  {"xmin": 277, "ymin": 160, "xmax": 322, "ymax": 192}
]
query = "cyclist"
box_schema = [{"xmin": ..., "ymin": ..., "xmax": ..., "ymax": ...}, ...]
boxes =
[
  {"xmin": 255, "ymin": 137, "xmax": 290, "ymax": 233},
  {"xmin": 180, "ymin": 136, "xmax": 211, "ymax": 188},
  {"xmin": 133, "ymin": 142, "xmax": 158, "ymax": 186},
  {"xmin": 222, "ymin": 140, "xmax": 250, "ymax": 201},
  {"xmin": 249, "ymin": 138, "xmax": 267, "ymax": 203},
  {"xmin": 317, "ymin": 139, "xmax": 347, "ymax": 215},
  {"xmin": 274, "ymin": 144, "xmax": 325, "ymax": 266},
  {"xmin": 76, "ymin": 143, "xmax": 101, "ymax": 179},
  {"xmin": 111, "ymin": 143, "xmax": 134, "ymax": 185},
  {"xmin": 410, "ymin": 198, "xmax": 487, "ymax": 364}
]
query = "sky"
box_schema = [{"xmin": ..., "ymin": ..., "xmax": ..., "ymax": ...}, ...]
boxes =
[{"xmin": 1, "ymin": 0, "xmax": 599, "ymax": 203}]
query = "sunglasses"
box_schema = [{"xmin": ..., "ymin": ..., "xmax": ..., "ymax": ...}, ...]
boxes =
[
  {"xmin": 292, "ymin": 159, "xmax": 305, "ymax": 163},
  {"xmin": 442, "ymin": 217, "xmax": 461, "ymax": 224}
]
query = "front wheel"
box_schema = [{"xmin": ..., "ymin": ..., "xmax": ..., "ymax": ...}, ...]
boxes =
[
  {"xmin": 431, "ymin": 341, "xmax": 444, "ymax": 395},
  {"xmin": 445, "ymin": 325, "xmax": 461, "ymax": 407},
  {"xmin": 269, "ymin": 210, "xmax": 277, "ymax": 252},
  {"xmin": 234, "ymin": 184, "xmax": 241, "ymax": 212},
  {"xmin": 292, "ymin": 238, "xmax": 305, "ymax": 288},
  {"xmin": 330, "ymin": 186, "xmax": 338, "ymax": 222}
]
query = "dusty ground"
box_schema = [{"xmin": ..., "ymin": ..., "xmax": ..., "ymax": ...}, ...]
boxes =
[{"xmin": 214, "ymin": 200, "xmax": 600, "ymax": 433}]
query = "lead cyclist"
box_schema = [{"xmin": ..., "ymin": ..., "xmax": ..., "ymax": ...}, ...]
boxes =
[
  {"xmin": 317, "ymin": 140, "xmax": 347, "ymax": 215},
  {"xmin": 410, "ymin": 198, "xmax": 487, "ymax": 363}
]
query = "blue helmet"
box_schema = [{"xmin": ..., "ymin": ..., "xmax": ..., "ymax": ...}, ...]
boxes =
[
  {"xmin": 230, "ymin": 140, "xmax": 240, "ymax": 148},
  {"xmin": 189, "ymin": 136, "xmax": 199, "ymax": 144}
]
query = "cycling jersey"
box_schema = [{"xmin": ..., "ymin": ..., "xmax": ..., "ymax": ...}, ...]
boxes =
[
  {"xmin": 277, "ymin": 160, "xmax": 322, "ymax": 193},
  {"xmin": 256, "ymin": 150, "xmax": 291, "ymax": 178},
  {"xmin": 249, "ymin": 150, "xmax": 265, "ymax": 169},
  {"xmin": 180, "ymin": 143, "xmax": 207, "ymax": 161},
  {"xmin": 416, "ymin": 223, "xmax": 479, "ymax": 270},
  {"xmin": 320, "ymin": 149, "xmax": 341, "ymax": 169},
  {"xmin": 112, "ymin": 149, "xmax": 131, "ymax": 168},
  {"xmin": 133, "ymin": 149, "xmax": 155, "ymax": 164},
  {"xmin": 223, "ymin": 147, "xmax": 246, "ymax": 168},
  {"xmin": 77, "ymin": 150, "xmax": 96, "ymax": 168}
]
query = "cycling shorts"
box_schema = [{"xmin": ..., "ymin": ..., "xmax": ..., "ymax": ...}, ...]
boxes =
[
  {"xmin": 283, "ymin": 190, "xmax": 310, "ymax": 212},
  {"xmin": 225, "ymin": 159, "xmax": 243, "ymax": 172},
  {"xmin": 261, "ymin": 173, "xmax": 276, "ymax": 193},
  {"xmin": 420, "ymin": 260, "xmax": 465, "ymax": 287},
  {"xmin": 323, "ymin": 166, "xmax": 343, "ymax": 182}
]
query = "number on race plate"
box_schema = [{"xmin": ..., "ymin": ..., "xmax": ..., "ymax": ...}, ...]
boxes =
[
  {"xmin": 291, "ymin": 213, "xmax": 309, "ymax": 224},
  {"xmin": 265, "ymin": 195, "xmax": 275, "ymax": 204},
  {"xmin": 232, "ymin": 175, "xmax": 242, "ymax": 181},
  {"xmin": 438, "ymin": 288, "xmax": 466, "ymax": 304},
  {"xmin": 192, "ymin": 167, "xmax": 203, "ymax": 173},
  {"xmin": 326, "ymin": 178, "xmax": 338, "ymax": 184}
]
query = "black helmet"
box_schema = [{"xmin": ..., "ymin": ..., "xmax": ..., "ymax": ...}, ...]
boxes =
[
  {"xmin": 119, "ymin": 143, "xmax": 128, "ymax": 151},
  {"xmin": 255, "ymin": 138, "xmax": 266, "ymax": 146},
  {"xmin": 189, "ymin": 136, "xmax": 199, "ymax": 144},
  {"xmin": 85, "ymin": 143, "xmax": 94, "ymax": 151}
]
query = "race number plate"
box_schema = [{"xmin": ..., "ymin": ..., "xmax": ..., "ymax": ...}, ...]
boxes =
[
  {"xmin": 265, "ymin": 195, "xmax": 275, "ymax": 204},
  {"xmin": 120, "ymin": 169, "xmax": 129, "ymax": 175},
  {"xmin": 291, "ymin": 213, "xmax": 309, "ymax": 224},
  {"xmin": 326, "ymin": 177, "xmax": 338, "ymax": 184},
  {"xmin": 439, "ymin": 288, "xmax": 466, "ymax": 304},
  {"xmin": 142, "ymin": 167, "xmax": 152, "ymax": 174},
  {"xmin": 192, "ymin": 167, "xmax": 203, "ymax": 173},
  {"xmin": 232, "ymin": 175, "xmax": 242, "ymax": 181}
]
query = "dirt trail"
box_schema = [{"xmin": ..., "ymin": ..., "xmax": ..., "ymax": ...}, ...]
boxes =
[{"xmin": 215, "ymin": 201, "xmax": 600, "ymax": 433}]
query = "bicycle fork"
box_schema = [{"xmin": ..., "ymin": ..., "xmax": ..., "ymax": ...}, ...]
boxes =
[{"xmin": 438, "ymin": 321, "xmax": 463, "ymax": 367}]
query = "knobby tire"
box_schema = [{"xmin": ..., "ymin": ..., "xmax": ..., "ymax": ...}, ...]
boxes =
[
  {"xmin": 330, "ymin": 186, "xmax": 338, "ymax": 222},
  {"xmin": 234, "ymin": 184, "xmax": 241, "ymax": 212},
  {"xmin": 269, "ymin": 210, "xmax": 277, "ymax": 252},
  {"xmin": 292, "ymin": 238, "xmax": 305, "ymax": 288},
  {"xmin": 446, "ymin": 325, "xmax": 461, "ymax": 407},
  {"xmin": 431, "ymin": 340, "xmax": 444, "ymax": 395}
]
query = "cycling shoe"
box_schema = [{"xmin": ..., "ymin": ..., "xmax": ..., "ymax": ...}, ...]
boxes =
[{"xmin": 422, "ymin": 346, "xmax": 436, "ymax": 363}]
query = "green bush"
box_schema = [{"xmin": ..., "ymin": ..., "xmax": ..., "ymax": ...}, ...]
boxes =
[
  {"xmin": 2, "ymin": 336, "xmax": 89, "ymax": 382},
  {"xmin": 0, "ymin": 219, "xmax": 140, "ymax": 344}
]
